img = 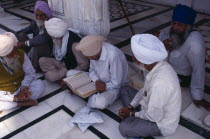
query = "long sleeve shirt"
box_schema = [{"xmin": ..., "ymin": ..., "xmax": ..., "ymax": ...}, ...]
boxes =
[
  {"xmin": 89, "ymin": 42, "xmax": 128, "ymax": 90},
  {"xmin": 16, "ymin": 20, "xmax": 51, "ymax": 47},
  {"xmin": 159, "ymin": 31, "xmax": 206, "ymax": 100},
  {"xmin": 0, "ymin": 53, "xmax": 36, "ymax": 102},
  {"xmin": 130, "ymin": 61, "xmax": 182, "ymax": 136}
]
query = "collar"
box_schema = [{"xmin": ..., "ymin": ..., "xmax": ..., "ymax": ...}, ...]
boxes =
[{"xmin": 98, "ymin": 43, "xmax": 107, "ymax": 61}]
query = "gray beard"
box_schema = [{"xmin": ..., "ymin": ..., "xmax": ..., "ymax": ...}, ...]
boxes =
[
  {"xmin": 36, "ymin": 20, "xmax": 45, "ymax": 28},
  {"xmin": 169, "ymin": 28, "xmax": 190, "ymax": 49},
  {"xmin": 3, "ymin": 56, "xmax": 21, "ymax": 73}
]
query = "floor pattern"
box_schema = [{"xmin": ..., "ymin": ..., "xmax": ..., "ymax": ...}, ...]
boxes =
[{"xmin": 0, "ymin": 0, "xmax": 210, "ymax": 139}]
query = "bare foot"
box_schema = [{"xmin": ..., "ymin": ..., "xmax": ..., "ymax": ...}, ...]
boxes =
[
  {"xmin": 17, "ymin": 100, "xmax": 38, "ymax": 107},
  {"xmin": 194, "ymin": 100, "xmax": 210, "ymax": 111}
]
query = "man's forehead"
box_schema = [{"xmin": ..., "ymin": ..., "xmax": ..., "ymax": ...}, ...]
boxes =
[
  {"xmin": 172, "ymin": 21, "xmax": 187, "ymax": 26},
  {"xmin": 35, "ymin": 9, "xmax": 45, "ymax": 15}
]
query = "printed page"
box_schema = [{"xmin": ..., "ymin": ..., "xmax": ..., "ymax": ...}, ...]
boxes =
[
  {"xmin": 76, "ymin": 82, "xmax": 96, "ymax": 95},
  {"xmin": 64, "ymin": 73, "xmax": 91, "ymax": 90}
]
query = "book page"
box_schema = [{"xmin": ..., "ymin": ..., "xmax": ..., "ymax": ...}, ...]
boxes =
[
  {"xmin": 76, "ymin": 82, "xmax": 96, "ymax": 95},
  {"xmin": 64, "ymin": 73, "xmax": 91, "ymax": 90}
]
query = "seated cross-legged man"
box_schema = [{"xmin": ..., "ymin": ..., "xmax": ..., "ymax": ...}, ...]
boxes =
[
  {"xmin": 39, "ymin": 18, "xmax": 89, "ymax": 83},
  {"xmin": 0, "ymin": 32, "xmax": 45, "ymax": 112},
  {"xmin": 67, "ymin": 35, "xmax": 128, "ymax": 109},
  {"xmin": 118, "ymin": 34, "xmax": 181, "ymax": 138},
  {"xmin": 156, "ymin": 4, "xmax": 209, "ymax": 110},
  {"xmin": 15, "ymin": 1, "xmax": 53, "ymax": 71}
]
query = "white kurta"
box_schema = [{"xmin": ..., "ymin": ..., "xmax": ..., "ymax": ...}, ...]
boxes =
[
  {"xmin": 51, "ymin": 0, "xmax": 110, "ymax": 36},
  {"xmin": 0, "ymin": 53, "xmax": 45, "ymax": 111},
  {"xmin": 67, "ymin": 43, "xmax": 128, "ymax": 109},
  {"xmin": 130, "ymin": 61, "xmax": 182, "ymax": 136},
  {"xmin": 159, "ymin": 31, "xmax": 206, "ymax": 100}
]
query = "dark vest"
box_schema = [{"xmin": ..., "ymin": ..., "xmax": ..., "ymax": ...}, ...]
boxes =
[{"xmin": 52, "ymin": 31, "xmax": 81, "ymax": 70}]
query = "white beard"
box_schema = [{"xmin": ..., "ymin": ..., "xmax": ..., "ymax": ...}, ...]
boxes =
[
  {"xmin": 36, "ymin": 20, "xmax": 45, "ymax": 28},
  {"xmin": 3, "ymin": 56, "xmax": 21, "ymax": 73}
]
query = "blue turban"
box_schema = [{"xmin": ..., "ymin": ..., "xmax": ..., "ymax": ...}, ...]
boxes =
[{"xmin": 172, "ymin": 4, "xmax": 197, "ymax": 25}]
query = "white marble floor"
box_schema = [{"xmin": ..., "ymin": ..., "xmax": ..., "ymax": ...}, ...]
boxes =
[{"xmin": 0, "ymin": 0, "xmax": 210, "ymax": 139}]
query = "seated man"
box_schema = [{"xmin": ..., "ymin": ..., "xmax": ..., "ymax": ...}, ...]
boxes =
[
  {"xmin": 67, "ymin": 35, "xmax": 128, "ymax": 109},
  {"xmin": 39, "ymin": 18, "xmax": 89, "ymax": 82},
  {"xmin": 119, "ymin": 34, "xmax": 181, "ymax": 138},
  {"xmin": 156, "ymin": 4, "xmax": 209, "ymax": 110},
  {"xmin": 16, "ymin": 0, "xmax": 53, "ymax": 71},
  {"xmin": 0, "ymin": 32, "xmax": 45, "ymax": 112}
]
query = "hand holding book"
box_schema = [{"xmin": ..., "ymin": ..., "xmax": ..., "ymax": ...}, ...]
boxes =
[{"xmin": 95, "ymin": 80, "xmax": 106, "ymax": 92}]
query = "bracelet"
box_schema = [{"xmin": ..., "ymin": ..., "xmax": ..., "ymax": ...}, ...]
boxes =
[
  {"xmin": 127, "ymin": 104, "xmax": 134, "ymax": 110},
  {"xmin": 129, "ymin": 111, "xmax": 135, "ymax": 117}
]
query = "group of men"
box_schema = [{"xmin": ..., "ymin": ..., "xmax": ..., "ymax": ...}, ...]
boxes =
[{"xmin": 0, "ymin": 1, "xmax": 209, "ymax": 138}]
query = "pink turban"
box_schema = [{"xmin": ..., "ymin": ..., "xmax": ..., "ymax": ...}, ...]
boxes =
[{"xmin": 34, "ymin": 1, "xmax": 53, "ymax": 19}]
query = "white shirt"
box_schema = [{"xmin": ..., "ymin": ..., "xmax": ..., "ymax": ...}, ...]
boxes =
[
  {"xmin": 130, "ymin": 61, "xmax": 181, "ymax": 136},
  {"xmin": 89, "ymin": 42, "xmax": 128, "ymax": 90},
  {"xmin": 159, "ymin": 31, "xmax": 206, "ymax": 100},
  {"xmin": 0, "ymin": 53, "xmax": 36, "ymax": 102}
]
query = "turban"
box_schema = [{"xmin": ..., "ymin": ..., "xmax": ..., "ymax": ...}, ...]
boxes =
[
  {"xmin": 34, "ymin": 1, "xmax": 53, "ymax": 19},
  {"xmin": 172, "ymin": 4, "xmax": 197, "ymax": 25},
  {"xmin": 76, "ymin": 35, "xmax": 104, "ymax": 56},
  {"xmin": 0, "ymin": 32, "xmax": 18, "ymax": 57},
  {"xmin": 131, "ymin": 34, "xmax": 168, "ymax": 65},
  {"xmin": 45, "ymin": 18, "xmax": 68, "ymax": 38}
]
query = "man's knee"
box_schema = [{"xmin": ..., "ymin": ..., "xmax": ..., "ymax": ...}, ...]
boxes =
[
  {"xmin": 17, "ymin": 32, "xmax": 29, "ymax": 41},
  {"xmin": 119, "ymin": 121, "xmax": 131, "ymax": 137},
  {"xmin": 88, "ymin": 95, "xmax": 107, "ymax": 109},
  {"xmin": 45, "ymin": 72, "xmax": 59, "ymax": 82},
  {"xmin": 39, "ymin": 57, "xmax": 48, "ymax": 67},
  {"xmin": 30, "ymin": 79, "xmax": 45, "ymax": 99},
  {"xmin": 120, "ymin": 85, "xmax": 131, "ymax": 96},
  {"xmin": 0, "ymin": 101, "xmax": 17, "ymax": 111}
]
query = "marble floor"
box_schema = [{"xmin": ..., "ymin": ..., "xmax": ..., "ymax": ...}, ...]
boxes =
[{"xmin": 0, "ymin": 0, "xmax": 210, "ymax": 139}]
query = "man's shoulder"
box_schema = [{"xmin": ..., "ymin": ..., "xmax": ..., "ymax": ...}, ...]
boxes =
[
  {"xmin": 103, "ymin": 43, "xmax": 124, "ymax": 57},
  {"xmin": 186, "ymin": 31, "xmax": 205, "ymax": 54},
  {"xmin": 153, "ymin": 62, "xmax": 179, "ymax": 86}
]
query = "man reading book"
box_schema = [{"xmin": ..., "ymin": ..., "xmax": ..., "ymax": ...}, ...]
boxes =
[{"xmin": 66, "ymin": 35, "xmax": 128, "ymax": 109}]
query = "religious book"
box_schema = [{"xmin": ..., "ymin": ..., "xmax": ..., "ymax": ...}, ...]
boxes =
[{"xmin": 63, "ymin": 72, "xmax": 97, "ymax": 98}]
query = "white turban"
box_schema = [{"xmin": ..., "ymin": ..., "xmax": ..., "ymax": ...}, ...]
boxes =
[
  {"xmin": 131, "ymin": 34, "xmax": 168, "ymax": 64},
  {"xmin": 0, "ymin": 32, "xmax": 18, "ymax": 57},
  {"xmin": 45, "ymin": 18, "xmax": 68, "ymax": 38},
  {"xmin": 76, "ymin": 35, "xmax": 104, "ymax": 56}
]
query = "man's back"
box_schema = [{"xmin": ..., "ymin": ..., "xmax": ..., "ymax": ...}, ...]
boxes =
[{"xmin": 140, "ymin": 61, "xmax": 181, "ymax": 136}]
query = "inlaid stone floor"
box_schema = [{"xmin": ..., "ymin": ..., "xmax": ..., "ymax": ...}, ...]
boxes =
[{"xmin": 0, "ymin": 0, "xmax": 210, "ymax": 139}]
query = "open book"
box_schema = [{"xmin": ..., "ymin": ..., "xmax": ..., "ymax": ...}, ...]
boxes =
[{"xmin": 63, "ymin": 72, "xmax": 97, "ymax": 98}]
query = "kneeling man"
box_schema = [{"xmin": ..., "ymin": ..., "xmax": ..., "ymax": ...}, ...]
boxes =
[
  {"xmin": 0, "ymin": 32, "xmax": 45, "ymax": 112},
  {"xmin": 67, "ymin": 35, "xmax": 128, "ymax": 109},
  {"xmin": 119, "ymin": 34, "xmax": 181, "ymax": 138}
]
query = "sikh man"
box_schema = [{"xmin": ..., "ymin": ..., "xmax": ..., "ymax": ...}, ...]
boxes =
[
  {"xmin": 15, "ymin": 0, "xmax": 53, "ymax": 71},
  {"xmin": 0, "ymin": 32, "xmax": 45, "ymax": 112},
  {"xmin": 156, "ymin": 4, "xmax": 209, "ymax": 110},
  {"xmin": 118, "ymin": 34, "xmax": 181, "ymax": 138},
  {"xmin": 67, "ymin": 35, "xmax": 128, "ymax": 109},
  {"xmin": 39, "ymin": 18, "xmax": 89, "ymax": 82}
]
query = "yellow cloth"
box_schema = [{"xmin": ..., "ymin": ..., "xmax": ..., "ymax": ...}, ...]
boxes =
[{"xmin": 0, "ymin": 49, "xmax": 25, "ymax": 94}]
